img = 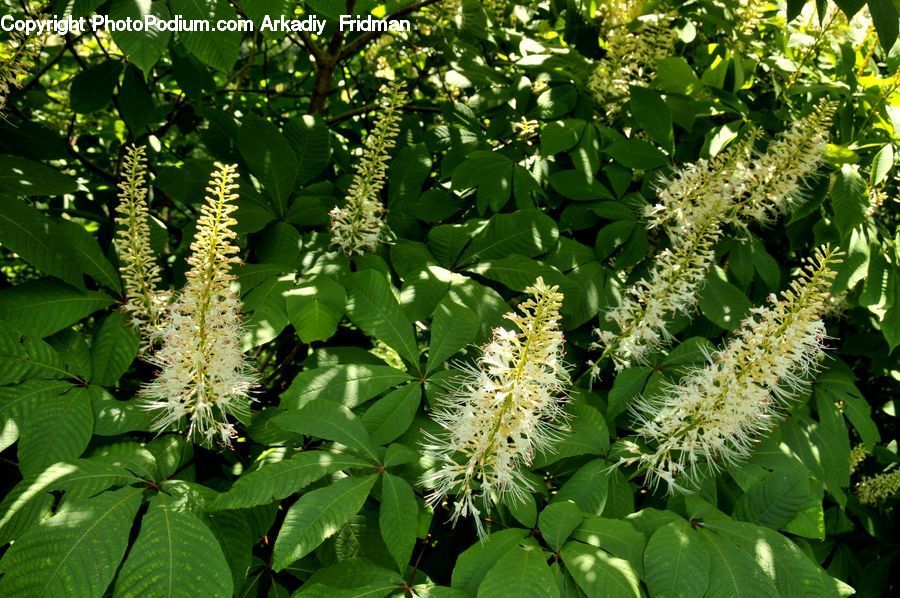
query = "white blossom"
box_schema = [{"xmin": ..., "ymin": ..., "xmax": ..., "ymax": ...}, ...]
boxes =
[
  {"xmin": 627, "ymin": 246, "xmax": 840, "ymax": 493},
  {"xmin": 422, "ymin": 278, "xmax": 568, "ymax": 537},
  {"xmin": 330, "ymin": 82, "xmax": 406, "ymax": 255},
  {"xmin": 141, "ymin": 163, "xmax": 256, "ymax": 448}
]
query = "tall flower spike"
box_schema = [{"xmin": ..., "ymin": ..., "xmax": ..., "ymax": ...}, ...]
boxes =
[
  {"xmin": 141, "ymin": 163, "xmax": 256, "ymax": 448},
  {"xmin": 856, "ymin": 469, "xmax": 900, "ymax": 505},
  {"xmin": 587, "ymin": 13, "xmax": 677, "ymax": 120},
  {"xmin": 626, "ymin": 246, "xmax": 840, "ymax": 493},
  {"xmin": 422, "ymin": 278, "xmax": 568, "ymax": 538},
  {"xmin": 330, "ymin": 82, "xmax": 407, "ymax": 255},
  {"xmin": 590, "ymin": 141, "xmax": 753, "ymax": 375},
  {"xmin": 0, "ymin": 33, "xmax": 39, "ymax": 114},
  {"xmin": 114, "ymin": 146, "xmax": 167, "ymax": 339},
  {"xmin": 739, "ymin": 102, "xmax": 833, "ymax": 225}
]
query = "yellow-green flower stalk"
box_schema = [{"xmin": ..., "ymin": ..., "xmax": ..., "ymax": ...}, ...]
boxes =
[
  {"xmin": 330, "ymin": 82, "xmax": 406, "ymax": 255},
  {"xmin": 0, "ymin": 33, "xmax": 38, "ymax": 114},
  {"xmin": 114, "ymin": 145, "xmax": 167, "ymax": 338},
  {"xmin": 587, "ymin": 13, "xmax": 677, "ymax": 120},
  {"xmin": 595, "ymin": 0, "xmax": 644, "ymax": 31},
  {"xmin": 142, "ymin": 163, "xmax": 256, "ymax": 448},
  {"xmin": 739, "ymin": 101, "xmax": 833, "ymax": 225},
  {"xmin": 856, "ymin": 469, "xmax": 900, "ymax": 505},
  {"xmin": 422, "ymin": 278, "xmax": 568, "ymax": 538},
  {"xmin": 849, "ymin": 444, "xmax": 869, "ymax": 474},
  {"xmin": 626, "ymin": 246, "xmax": 840, "ymax": 493}
]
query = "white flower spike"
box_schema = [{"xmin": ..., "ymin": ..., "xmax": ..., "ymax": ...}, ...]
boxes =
[
  {"xmin": 141, "ymin": 163, "xmax": 257, "ymax": 448},
  {"xmin": 330, "ymin": 82, "xmax": 407, "ymax": 255},
  {"xmin": 422, "ymin": 278, "xmax": 569, "ymax": 538},
  {"xmin": 114, "ymin": 145, "xmax": 168, "ymax": 341},
  {"xmin": 627, "ymin": 246, "xmax": 841, "ymax": 493}
]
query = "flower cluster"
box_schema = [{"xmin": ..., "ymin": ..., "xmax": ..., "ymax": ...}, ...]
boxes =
[
  {"xmin": 593, "ymin": 103, "xmax": 832, "ymax": 375},
  {"xmin": 849, "ymin": 444, "xmax": 869, "ymax": 474},
  {"xmin": 587, "ymin": 13, "xmax": 677, "ymax": 120},
  {"xmin": 626, "ymin": 247, "xmax": 840, "ymax": 493},
  {"xmin": 591, "ymin": 141, "xmax": 752, "ymax": 375},
  {"xmin": 141, "ymin": 164, "xmax": 256, "ymax": 448},
  {"xmin": 595, "ymin": 0, "xmax": 644, "ymax": 31},
  {"xmin": 739, "ymin": 101, "xmax": 833, "ymax": 225},
  {"xmin": 330, "ymin": 82, "xmax": 406, "ymax": 255},
  {"xmin": 422, "ymin": 278, "xmax": 568, "ymax": 537},
  {"xmin": 0, "ymin": 34, "xmax": 38, "ymax": 114},
  {"xmin": 114, "ymin": 146, "xmax": 168, "ymax": 340},
  {"xmin": 856, "ymin": 469, "xmax": 900, "ymax": 505}
]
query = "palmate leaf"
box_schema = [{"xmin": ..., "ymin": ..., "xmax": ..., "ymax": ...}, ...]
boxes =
[
  {"xmin": 90, "ymin": 312, "xmax": 140, "ymax": 386},
  {"xmin": 699, "ymin": 529, "xmax": 778, "ymax": 598},
  {"xmin": 477, "ymin": 545, "xmax": 559, "ymax": 598},
  {"xmin": 114, "ymin": 493, "xmax": 232, "ymax": 598},
  {"xmin": 0, "ymin": 487, "xmax": 143, "ymax": 597},
  {"xmin": 281, "ymin": 364, "xmax": 412, "ymax": 410},
  {"xmin": 426, "ymin": 297, "xmax": 480, "ymax": 374},
  {"xmin": 643, "ymin": 520, "xmax": 711, "ymax": 598},
  {"xmin": 275, "ymin": 399, "xmax": 379, "ymax": 462},
  {"xmin": 0, "ymin": 379, "xmax": 73, "ymax": 453},
  {"xmin": 0, "ymin": 457, "xmax": 144, "ymax": 546},
  {"xmin": 451, "ymin": 528, "xmax": 530, "ymax": 593},
  {"xmin": 18, "ymin": 386, "xmax": 93, "ymax": 476},
  {"xmin": 272, "ymin": 474, "xmax": 378, "ymax": 571},
  {"xmin": 0, "ymin": 279, "xmax": 113, "ymax": 338},
  {"xmin": 212, "ymin": 450, "xmax": 372, "ymax": 511},
  {"xmin": 0, "ymin": 322, "xmax": 71, "ymax": 385},
  {"xmin": 560, "ymin": 541, "xmax": 641, "ymax": 598},
  {"xmin": 379, "ymin": 472, "xmax": 419, "ymax": 571}
]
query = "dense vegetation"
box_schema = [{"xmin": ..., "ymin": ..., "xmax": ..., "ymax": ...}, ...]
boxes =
[{"xmin": 1, "ymin": 0, "xmax": 899, "ymax": 596}]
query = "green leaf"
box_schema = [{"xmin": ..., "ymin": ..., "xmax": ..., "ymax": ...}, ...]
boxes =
[
  {"xmin": 539, "ymin": 501, "xmax": 585, "ymax": 552},
  {"xmin": 170, "ymin": 0, "xmax": 242, "ymax": 71},
  {"xmin": 390, "ymin": 143, "xmax": 433, "ymax": 204},
  {"xmin": 868, "ymin": 0, "xmax": 898, "ymax": 49},
  {"xmin": 90, "ymin": 312, "xmax": 139, "ymax": 386},
  {"xmin": 869, "ymin": 143, "xmax": 894, "ymax": 186},
  {"xmin": 0, "ymin": 280, "xmax": 113, "ymax": 338},
  {"xmin": 478, "ymin": 545, "xmax": 560, "ymax": 598},
  {"xmin": 0, "ymin": 458, "xmax": 144, "ymax": 545},
  {"xmin": 699, "ymin": 274, "xmax": 752, "ymax": 331},
  {"xmin": 533, "ymin": 399, "xmax": 608, "ymax": 467},
  {"xmin": 0, "ymin": 322, "xmax": 70, "ymax": 385},
  {"xmin": 239, "ymin": 114, "xmax": 298, "ymax": 214},
  {"xmin": 284, "ymin": 115, "xmax": 332, "ymax": 184},
  {"xmin": 286, "ymin": 276, "xmax": 347, "ymax": 343},
  {"xmin": 380, "ymin": 472, "xmax": 419, "ymax": 571},
  {"xmin": 18, "ymin": 387, "xmax": 93, "ymax": 476},
  {"xmin": 451, "ymin": 528, "xmax": 530, "ymax": 593},
  {"xmin": 571, "ymin": 518, "xmax": 646, "ymax": 576},
  {"xmin": 361, "ymin": 384, "xmax": 422, "ymax": 446},
  {"xmin": 733, "ymin": 466, "xmax": 811, "ymax": 530},
  {"xmin": 705, "ymin": 520, "xmax": 839, "ymax": 597},
  {"xmin": 344, "ymin": 270, "xmax": 419, "ymax": 366},
  {"xmin": 0, "ymin": 380, "xmax": 73, "ymax": 454},
  {"xmin": 541, "ymin": 120, "xmax": 585, "ymax": 155},
  {"xmin": 276, "ymin": 399, "xmax": 379, "ymax": 462},
  {"xmin": 452, "ymin": 151, "xmax": 514, "ymax": 211},
  {"xmin": 460, "ymin": 210, "xmax": 559, "ymax": 266},
  {"xmin": 213, "ymin": 450, "xmax": 371, "ymax": 510},
  {"xmin": 643, "ymin": 520, "xmax": 710, "ymax": 598},
  {"xmin": 560, "ymin": 541, "xmax": 641, "ymax": 598},
  {"xmin": 0, "ymin": 155, "xmax": 78, "ymax": 197},
  {"xmin": 70, "ymin": 61, "xmax": 122, "ymax": 113},
  {"xmin": 109, "ymin": 0, "xmax": 172, "ymax": 75},
  {"xmin": 606, "ymin": 367, "xmax": 651, "ymax": 420},
  {"xmin": 281, "ymin": 364, "xmax": 412, "ymax": 409},
  {"xmin": 0, "ymin": 197, "xmax": 83, "ymax": 287},
  {"xmin": 549, "ymin": 170, "xmax": 614, "ymax": 201},
  {"xmin": 830, "ymin": 165, "xmax": 867, "ymax": 241},
  {"xmin": 114, "ymin": 493, "xmax": 233, "ymax": 597},
  {"xmin": 0, "ymin": 487, "xmax": 142, "ymax": 597},
  {"xmin": 699, "ymin": 529, "xmax": 779, "ymax": 598},
  {"xmin": 427, "ymin": 298, "xmax": 480, "ymax": 374},
  {"xmin": 56, "ymin": 219, "xmax": 122, "ymax": 293},
  {"xmin": 630, "ymin": 87, "xmax": 673, "ymax": 150},
  {"xmin": 554, "ymin": 459, "xmax": 610, "ymax": 515},
  {"xmin": 272, "ymin": 474, "xmax": 378, "ymax": 571},
  {"xmin": 605, "ymin": 139, "xmax": 668, "ymax": 170}
]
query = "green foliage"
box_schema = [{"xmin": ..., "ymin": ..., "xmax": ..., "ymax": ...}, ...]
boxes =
[{"xmin": 0, "ymin": 0, "xmax": 898, "ymax": 596}]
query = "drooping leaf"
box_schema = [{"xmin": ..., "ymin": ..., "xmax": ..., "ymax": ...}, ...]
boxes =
[{"xmin": 379, "ymin": 472, "xmax": 419, "ymax": 571}]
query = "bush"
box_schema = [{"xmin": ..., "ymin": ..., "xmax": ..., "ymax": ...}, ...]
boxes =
[{"xmin": 0, "ymin": 0, "xmax": 898, "ymax": 596}]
